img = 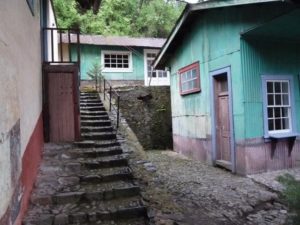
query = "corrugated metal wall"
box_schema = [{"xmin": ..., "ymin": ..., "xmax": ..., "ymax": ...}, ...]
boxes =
[{"xmin": 241, "ymin": 39, "xmax": 300, "ymax": 139}]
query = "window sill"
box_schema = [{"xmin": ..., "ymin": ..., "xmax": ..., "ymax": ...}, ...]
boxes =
[
  {"xmin": 264, "ymin": 132, "xmax": 300, "ymax": 140},
  {"xmin": 180, "ymin": 89, "xmax": 201, "ymax": 96},
  {"xmin": 264, "ymin": 132, "xmax": 299, "ymax": 158},
  {"xmin": 102, "ymin": 69, "xmax": 132, "ymax": 73}
]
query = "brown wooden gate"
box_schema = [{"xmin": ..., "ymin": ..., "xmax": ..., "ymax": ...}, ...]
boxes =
[{"xmin": 43, "ymin": 65, "xmax": 80, "ymax": 142}]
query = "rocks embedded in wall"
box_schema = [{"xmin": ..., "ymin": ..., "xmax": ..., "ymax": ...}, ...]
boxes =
[{"xmin": 117, "ymin": 86, "xmax": 172, "ymax": 150}]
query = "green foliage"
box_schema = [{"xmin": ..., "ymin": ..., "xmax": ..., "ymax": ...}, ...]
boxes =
[
  {"xmin": 277, "ymin": 174, "xmax": 300, "ymax": 224},
  {"xmin": 53, "ymin": 0, "xmax": 184, "ymax": 37},
  {"xmin": 87, "ymin": 61, "xmax": 103, "ymax": 81}
]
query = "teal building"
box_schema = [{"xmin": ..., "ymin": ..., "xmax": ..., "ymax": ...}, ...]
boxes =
[
  {"xmin": 61, "ymin": 35, "xmax": 170, "ymax": 86},
  {"xmin": 154, "ymin": 0, "xmax": 300, "ymax": 175}
]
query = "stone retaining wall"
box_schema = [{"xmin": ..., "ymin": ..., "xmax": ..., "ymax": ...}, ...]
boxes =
[{"xmin": 117, "ymin": 86, "xmax": 172, "ymax": 150}]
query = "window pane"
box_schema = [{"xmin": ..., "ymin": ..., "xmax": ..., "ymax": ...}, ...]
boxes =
[
  {"xmin": 188, "ymin": 81, "xmax": 193, "ymax": 90},
  {"xmin": 275, "ymin": 94, "xmax": 281, "ymax": 105},
  {"xmin": 274, "ymin": 108, "xmax": 281, "ymax": 118},
  {"xmin": 282, "ymin": 107, "xmax": 289, "ymax": 118},
  {"xmin": 275, "ymin": 119, "xmax": 282, "ymax": 130},
  {"xmin": 267, "ymin": 94, "xmax": 274, "ymax": 106},
  {"xmin": 267, "ymin": 82, "xmax": 273, "ymax": 93},
  {"xmin": 282, "ymin": 82, "xmax": 289, "ymax": 93},
  {"xmin": 283, "ymin": 118, "xmax": 289, "ymax": 129},
  {"xmin": 268, "ymin": 119, "xmax": 274, "ymax": 131},
  {"xmin": 282, "ymin": 94, "xmax": 289, "ymax": 105},
  {"xmin": 275, "ymin": 82, "xmax": 281, "ymax": 92},
  {"xmin": 187, "ymin": 70, "xmax": 191, "ymax": 79},
  {"xmin": 267, "ymin": 108, "xmax": 273, "ymax": 118},
  {"xmin": 181, "ymin": 73, "xmax": 186, "ymax": 82},
  {"xmin": 192, "ymin": 69, "xmax": 197, "ymax": 78}
]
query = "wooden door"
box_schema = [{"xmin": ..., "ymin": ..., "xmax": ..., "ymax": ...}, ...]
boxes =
[
  {"xmin": 214, "ymin": 75, "xmax": 231, "ymax": 169},
  {"xmin": 44, "ymin": 65, "xmax": 80, "ymax": 142}
]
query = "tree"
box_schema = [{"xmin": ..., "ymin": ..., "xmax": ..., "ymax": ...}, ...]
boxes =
[
  {"xmin": 87, "ymin": 61, "xmax": 103, "ymax": 90},
  {"xmin": 53, "ymin": 0, "xmax": 184, "ymax": 38}
]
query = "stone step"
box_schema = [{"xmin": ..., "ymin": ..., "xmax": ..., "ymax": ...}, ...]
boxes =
[
  {"xmin": 74, "ymin": 140, "xmax": 95, "ymax": 148},
  {"xmin": 82, "ymin": 132, "xmax": 116, "ymax": 141},
  {"xmin": 80, "ymin": 102, "xmax": 103, "ymax": 107},
  {"xmin": 31, "ymin": 182, "xmax": 140, "ymax": 206},
  {"xmin": 36, "ymin": 167, "xmax": 133, "ymax": 188},
  {"xmin": 81, "ymin": 120, "xmax": 111, "ymax": 127},
  {"xmin": 80, "ymin": 97, "xmax": 101, "ymax": 101},
  {"xmin": 68, "ymin": 217, "xmax": 148, "ymax": 225},
  {"xmin": 80, "ymin": 110, "xmax": 107, "ymax": 116},
  {"xmin": 75, "ymin": 140, "xmax": 120, "ymax": 149},
  {"xmin": 82, "ymin": 156, "xmax": 128, "ymax": 169},
  {"xmin": 94, "ymin": 140, "xmax": 120, "ymax": 148},
  {"xmin": 80, "ymin": 95, "xmax": 98, "ymax": 98},
  {"xmin": 80, "ymin": 115, "xmax": 109, "ymax": 121},
  {"xmin": 80, "ymin": 106, "xmax": 106, "ymax": 112},
  {"xmin": 70, "ymin": 146, "xmax": 123, "ymax": 158},
  {"xmin": 24, "ymin": 197, "xmax": 147, "ymax": 225},
  {"xmin": 80, "ymin": 92, "xmax": 98, "ymax": 96},
  {"xmin": 81, "ymin": 126, "xmax": 113, "ymax": 133}
]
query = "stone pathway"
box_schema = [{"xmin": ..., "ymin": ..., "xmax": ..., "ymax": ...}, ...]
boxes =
[
  {"xmin": 23, "ymin": 92, "xmax": 148, "ymax": 225},
  {"xmin": 129, "ymin": 150, "xmax": 290, "ymax": 225}
]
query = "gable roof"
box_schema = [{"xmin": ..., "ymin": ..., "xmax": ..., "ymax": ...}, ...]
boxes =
[
  {"xmin": 61, "ymin": 34, "xmax": 166, "ymax": 48},
  {"xmin": 153, "ymin": 0, "xmax": 293, "ymax": 69}
]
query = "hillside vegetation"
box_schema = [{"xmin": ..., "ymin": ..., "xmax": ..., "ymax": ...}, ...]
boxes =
[{"xmin": 53, "ymin": 0, "xmax": 184, "ymax": 38}]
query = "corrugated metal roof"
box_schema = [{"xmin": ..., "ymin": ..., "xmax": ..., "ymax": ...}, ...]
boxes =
[{"xmin": 61, "ymin": 34, "xmax": 166, "ymax": 48}]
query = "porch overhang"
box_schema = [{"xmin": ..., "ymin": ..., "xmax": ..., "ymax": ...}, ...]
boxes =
[{"xmin": 241, "ymin": 9, "xmax": 300, "ymax": 41}]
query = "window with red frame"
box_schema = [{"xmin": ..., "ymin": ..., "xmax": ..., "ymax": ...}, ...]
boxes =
[{"xmin": 179, "ymin": 62, "xmax": 200, "ymax": 95}]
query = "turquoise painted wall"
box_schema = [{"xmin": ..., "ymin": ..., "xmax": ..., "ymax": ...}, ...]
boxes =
[
  {"xmin": 241, "ymin": 39, "xmax": 300, "ymax": 139},
  {"xmin": 71, "ymin": 45, "xmax": 146, "ymax": 80},
  {"xmin": 166, "ymin": 3, "xmax": 294, "ymax": 141}
]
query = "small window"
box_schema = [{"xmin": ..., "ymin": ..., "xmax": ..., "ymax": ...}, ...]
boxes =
[
  {"xmin": 26, "ymin": 0, "xmax": 35, "ymax": 16},
  {"xmin": 262, "ymin": 76, "xmax": 296, "ymax": 137},
  {"xmin": 179, "ymin": 62, "xmax": 200, "ymax": 95},
  {"xmin": 101, "ymin": 51, "xmax": 132, "ymax": 72},
  {"xmin": 145, "ymin": 51, "xmax": 167, "ymax": 78}
]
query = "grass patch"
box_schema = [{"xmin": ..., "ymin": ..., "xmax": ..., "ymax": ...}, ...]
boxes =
[{"xmin": 277, "ymin": 174, "xmax": 300, "ymax": 224}]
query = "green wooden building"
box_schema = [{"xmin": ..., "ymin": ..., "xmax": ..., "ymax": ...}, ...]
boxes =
[
  {"xmin": 60, "ymin": 35, "xmax": 169, "ymax": 86},
  {"xmin": 154, "ymin": 0, "xmax": 300, "ymax": 175}
]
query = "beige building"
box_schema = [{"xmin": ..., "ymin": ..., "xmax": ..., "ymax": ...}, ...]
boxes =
[{"xmin": 0, "ymin": 0, "xmax": 56, "ymax": 224}]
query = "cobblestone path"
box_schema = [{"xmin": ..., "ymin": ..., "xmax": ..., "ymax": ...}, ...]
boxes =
[{"xmin": 23, "ymin": 92, "xmax": 148, "ymax": 225}]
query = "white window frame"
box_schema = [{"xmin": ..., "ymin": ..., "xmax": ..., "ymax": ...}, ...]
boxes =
[
  {"xmin": 144, "ymin": 49, "xmax": 170, "ymax": 86},
  {"xmin": 262, "ymin": 75, "xmax": 297, "ymax": 138},
  {"xmin": 101, "ymin": 50, "xmax": 132, "ymax": 73}
]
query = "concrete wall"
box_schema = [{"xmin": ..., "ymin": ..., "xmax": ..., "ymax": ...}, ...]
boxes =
[{"xmin": 0, "ymin": 0, "xmax": 45, "ymax": 223}]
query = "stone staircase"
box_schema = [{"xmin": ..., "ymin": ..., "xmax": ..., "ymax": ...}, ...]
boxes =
[{"xmin": 23, "ymin": 91, "xmax": 148, "ymax": 225}]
